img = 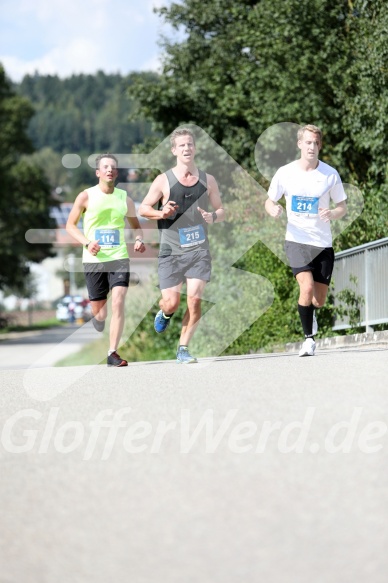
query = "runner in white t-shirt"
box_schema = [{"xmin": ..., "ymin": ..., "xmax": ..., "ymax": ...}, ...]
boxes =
[{"xmin": 265, "ymin": 124, "xmax": 347, "ymax": 357}]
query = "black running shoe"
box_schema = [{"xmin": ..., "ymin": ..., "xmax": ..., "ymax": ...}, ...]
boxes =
[
  {"xmin": 107, "ymin": 351, "xmax": 128, "ymax": 367},
  {"xmin": 92, "ymin": 318, "xmax": 105, "ymax": 332}
]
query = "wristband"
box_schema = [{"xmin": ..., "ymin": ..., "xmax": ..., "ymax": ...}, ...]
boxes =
[
  {"xmin": 135, "ymin": 238, "xmax": 144, "ymax": 244},
  {"xmin": 212, "ymin": 211, "xmax": 217, "ymax": 223},
  {"xmin": 84, "ymin": 241, "xmax": 91, "ymax": 249}
]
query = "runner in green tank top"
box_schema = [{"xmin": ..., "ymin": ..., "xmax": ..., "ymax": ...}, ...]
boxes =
[{"xmin": 66, "ymin": 153, "xmax": 146, "ymax": 367}]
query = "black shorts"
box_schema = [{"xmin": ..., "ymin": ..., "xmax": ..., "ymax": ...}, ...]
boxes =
[
  {"xmin": 284, "ymin": 241, "xmax": 335, "ymax": 284},
  {"xmin": 83, "ymin": 259, "xmax": 130, "ymax": 301},
  {"xmin": 158, "ymin": 248, "xmax": 212, "ymax": 290}
]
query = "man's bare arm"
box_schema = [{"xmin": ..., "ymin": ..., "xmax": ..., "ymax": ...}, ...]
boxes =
[
  {"xmin": 66, "ymin": 191, "xmax": 90, "ymax": 245},
  {"xmin": 139, "ymin": 174, "xmax": 179, "ymax": 220},
  {"xmin": 319, "ymin": 200, "xmax": 347, "ymax": 223},
  {"xmin": 126, "ymin": 197, "xmax": 145, "ymax": 253},
  {"xmin": 207, "ymin": 174, "xmax": 225, "ymax": 222}
]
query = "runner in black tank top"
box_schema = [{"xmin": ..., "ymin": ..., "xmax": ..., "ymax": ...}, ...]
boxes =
[
  {"xmin": 139, "ymin": 127, "xmax": 225, "ymax": 364},
  {"xmin": 157, "ymin": 169, "xmax": 210, "ymax": 257}
]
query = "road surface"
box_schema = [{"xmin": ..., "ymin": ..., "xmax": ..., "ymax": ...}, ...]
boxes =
[
  {"xmin": 0, "ymin": 323, "xmax": 100, "ymax": 370},
  {"xmin": 0, "ymin": 346, "xmax": 387, "ymax": 583}
]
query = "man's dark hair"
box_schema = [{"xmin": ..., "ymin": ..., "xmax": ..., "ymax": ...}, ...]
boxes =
[{"xmin": 95, "ymin": 153, "xmax": 118, "ymax": 169}]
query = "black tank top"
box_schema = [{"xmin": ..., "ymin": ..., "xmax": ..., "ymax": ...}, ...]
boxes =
[{"xmin": 157, "ymin": 169, "xmax": 209, "ymax": 256}]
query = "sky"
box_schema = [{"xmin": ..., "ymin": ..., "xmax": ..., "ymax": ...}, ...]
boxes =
[{"xmin": 0, "ymin": 0, "xmax": 178, "ymax": 82}]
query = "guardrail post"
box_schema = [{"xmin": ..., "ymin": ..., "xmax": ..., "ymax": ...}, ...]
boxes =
[{"xmin": 364, "ymin": 248, "xmax": 373, "ymax": 333}]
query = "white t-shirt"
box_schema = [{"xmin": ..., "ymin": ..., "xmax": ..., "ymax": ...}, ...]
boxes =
[{"xmin": 268, "ymin": 160, "xmax": 347, "ymax": 247}]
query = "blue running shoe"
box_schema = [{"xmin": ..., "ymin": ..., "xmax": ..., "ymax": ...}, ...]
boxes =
[
  {"xmin": 176, "ymin": 346, "xmax": 198, "ymax": 364},
  {"xmin": 154, "ymin": 310, "xmax": 171, "ymax": 333}
]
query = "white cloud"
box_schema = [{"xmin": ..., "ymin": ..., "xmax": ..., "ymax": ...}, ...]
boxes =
[
  {"xmin": 0, "ymin": 56, "xmax": 39, "ymax": 81},
  {"xmin": 0, "ymin": 0, "xmax": 174, "ymax": 81},
  {"xmin": 2, "ymin": 39, "xmax": 117, "ymax": 80},
  {"xmin": 140, "ymin": 53, "xmax": 164, "ymax": 73}
]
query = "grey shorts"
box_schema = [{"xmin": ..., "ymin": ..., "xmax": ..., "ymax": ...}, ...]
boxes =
[
  {"xmin": 84, "ymin": 259, "xmax": 130, "ymax": 301},
  {"xmin": 284, "ymin": 241, "xmax": 335, "ymax": 284},
  {"xmin": 158, "ymin": 248, "xmax": 212, "ymax": 289}
]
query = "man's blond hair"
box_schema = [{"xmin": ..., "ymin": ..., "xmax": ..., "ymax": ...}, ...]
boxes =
[
  {"xmin": 170, "ymin": 127, "xmax": 196, "ymax": 148},
  {"xmin": 297, "ymin": 124, "xmax": 323, "ymax": 144}
]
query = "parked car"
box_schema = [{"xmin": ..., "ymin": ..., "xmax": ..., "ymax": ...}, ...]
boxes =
[{"xmin": 55, "ymin": 295, "xmax": 92, "ymax": 323}]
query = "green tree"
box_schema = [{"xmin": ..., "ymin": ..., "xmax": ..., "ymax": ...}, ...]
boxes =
[
  {"xmin": 330, "ymin": 0, "xmax": 388, "ymax": 247},
  {"xmin": 17, "ymin": 71, "xmax": 156, "ymax": 156},
  {"xmin": 25, "ymin": 147, "xmax": 69, "ymax": 193},
  {"xmin": 130, "ymin": 1, "xmax": 351, "ymax": 168},
  {"xmin": 0, "ymin": 65, "xmax": 55, "ymax": 295}
]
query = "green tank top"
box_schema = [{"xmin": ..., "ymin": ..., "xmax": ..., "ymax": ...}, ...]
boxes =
[{"xmin": 82, "ymin": 185, "xmax": 129, "ymax": 263}]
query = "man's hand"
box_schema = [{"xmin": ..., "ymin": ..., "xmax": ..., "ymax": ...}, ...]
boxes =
[
  {"xmin": 265, "ymin": 198, "xmax": 284, "ymax": 219},
  {"xmin": 319, "ymin": 201, "xmax": 347, "ymax": 222},
  {"xmin": 319, "ymin": 207, "xmax": 332, "ymax": 222},
  {"xmin": 269, "ymin": 203, "xmax": 283, "ymax": 218},
  {"xmin": 134, "ymin": 239, "xmax": 146, "ymax": 253},
  {"xmin": 86, "ymin": 240, "xmax": 101, "ymax": 256},
  {"xmin": 160, "ymin": 201, "xmax": 179, "ymax": 218},
  {"xmin": 197, "ymin": 207, "xmax": 214, "ymax": 223}
]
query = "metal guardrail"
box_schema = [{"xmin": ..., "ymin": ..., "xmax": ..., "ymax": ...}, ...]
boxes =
[{"xmin": 333, "ymin": 237, "xmax": 388, "ymax": 332}]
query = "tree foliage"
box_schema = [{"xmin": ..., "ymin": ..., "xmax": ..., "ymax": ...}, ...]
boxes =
[
  {"xmin": 14, "ymin": 71, "xmax": 159, "ymax": 203},
  {"xmin": 0, "ymin": 66, "xmax": 55, "ymax": 295},
  {"xmin": 129, "ymin": 0, "xmax": 387, "ymax": 207},
  {"xmin": 16, "ymin": 71, "xmax": 157, "ymax": 155}
]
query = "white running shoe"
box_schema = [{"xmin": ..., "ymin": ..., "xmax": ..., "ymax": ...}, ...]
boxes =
[
  {"xmin": 312, "ymin": 312, "xmax": 318, "ymax": 336},
  {"xmin": 299, "ymin": 337, "xmax": 316, "ymax": 357}
]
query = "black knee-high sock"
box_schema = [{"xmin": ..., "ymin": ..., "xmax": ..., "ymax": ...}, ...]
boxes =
[{"xmin": 298, "ymin": 304, "xmax": 315, "ymax": 338}]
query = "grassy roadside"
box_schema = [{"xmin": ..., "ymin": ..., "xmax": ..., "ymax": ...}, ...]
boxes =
[
  {"xmin": 55, "ymin": 336, "xmax": 173, "ymax": 367},
  {"xmin": 55, "ymin": 338, "xmax": 108, "ymax": 367},
  {"xmin": 0, "ymin": 318, "xmax": 67, "ymax": 335}
]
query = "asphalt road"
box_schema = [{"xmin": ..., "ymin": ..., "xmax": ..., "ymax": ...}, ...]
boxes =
[
  {"xmin": 1, "ymin": 346, "xmax": 387, "ymax": 583},
  {"xmin": 0, "ymin": 323, "xmax": 100, "ymax": 370}
]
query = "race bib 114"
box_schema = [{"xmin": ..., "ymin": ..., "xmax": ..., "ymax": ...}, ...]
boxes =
[{"xmin": 95, "ymin": 228, "xmax": 120, "ymax": 248}]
